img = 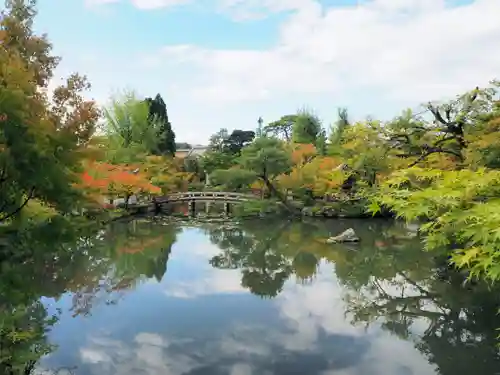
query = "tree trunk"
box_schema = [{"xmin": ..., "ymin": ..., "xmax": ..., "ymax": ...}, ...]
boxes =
[{"xmin": 261, "ymin": 176, "xmax": 297, "ymax": 214}]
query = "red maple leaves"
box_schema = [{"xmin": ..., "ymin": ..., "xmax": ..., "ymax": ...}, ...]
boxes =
[{"xmin": 77, "ymin": 162, "xmax": 161, "ymax": 205}]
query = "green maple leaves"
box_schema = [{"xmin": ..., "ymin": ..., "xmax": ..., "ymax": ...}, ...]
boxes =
[{"xmin": 370, "ymin": 167, "xmax": 500, "ymax": 282}]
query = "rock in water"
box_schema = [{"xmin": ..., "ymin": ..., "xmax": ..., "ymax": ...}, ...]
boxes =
[{"xmin": 326, "ymin": 228, "xmax": 360, "ymax": 243}]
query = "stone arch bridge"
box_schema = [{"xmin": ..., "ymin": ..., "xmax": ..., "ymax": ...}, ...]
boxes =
[{"xmin": 127, "ymin": 191, "xmax": 259, "ymax": 215}]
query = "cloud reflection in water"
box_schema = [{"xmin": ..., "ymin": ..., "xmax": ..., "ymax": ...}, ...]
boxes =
[{"xmin": 41, "ymin": 227, "xmax": 438, "ymax": 375}]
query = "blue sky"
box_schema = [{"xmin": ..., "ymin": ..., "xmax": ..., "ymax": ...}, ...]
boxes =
[{"xmin": 31, "ymin": 0, "xmax": 498, "ymax": 144}]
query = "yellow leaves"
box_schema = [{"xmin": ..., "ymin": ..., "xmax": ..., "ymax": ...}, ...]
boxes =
[
  {"xmin": 250, "ymin": 180, "xmax": 265, "ymax": 190},
  {"xmin": 422, "ymin": 153, "xmax": 459, "ymax": 170},
  {"xmin": 375, "ymin": 172, "xmax": 392, "ymax": 185},
  {"xmin": 0, "ymin": 49, "xmax": 36, "ymax": 101},
  {"xmin": 145, "ymin": 155, "xmax": 167, "ymax": 165},
  {"xmin": 487, "ymin": 115, "xmax": 500, "ymax": 130},
  {"xmin": 473, "ymin": 133, "xmax": 500, "ymax": 148},
  {"xmin": 23, "ymin": 199, "xmax": 58, "ymax": 222},
  {"xmin": 313, "ymin": 169, "xmax": 347, "ymax": 196},
  {"xmin": 6, "ymin": 328, "xmax": 36, "ymax": 343},
  {"xmin": 366, "ymin": 201, "xmax": 381, "ymax": 215},
  {"xmin": 140, "ymin": 154, "xmax": 194, "ymax": 194},
  {"xmin": 276, "ymin": 154, "xmax": 345, "ymax": 196},
  {"xmin": 451, "ymin": 247, "xmax": 481, "ymax": 268},
  {"xmin": 277, "ymin": 167, "xmax": 304, "ymax": 190}
]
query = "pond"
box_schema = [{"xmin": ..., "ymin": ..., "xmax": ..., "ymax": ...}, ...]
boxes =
[{"xmin": 1, "ymin": 217, "xmax": 500, "ymax": 375}]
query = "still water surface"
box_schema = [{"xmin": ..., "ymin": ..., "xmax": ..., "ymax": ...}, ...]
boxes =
[{"xmin": 4, "ymin": 217, "xmax": 500, "ymax": 375}]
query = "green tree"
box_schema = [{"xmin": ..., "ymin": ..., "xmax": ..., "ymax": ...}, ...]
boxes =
[
  {"xmin": 176, "ymin": 142, "xmax": 191, "ymax": 149},
  {"xmin": 0, "ymin": 0, "xmax": 100, "ymax": 222},
  {"xmin": 208, "ymin": 128, "xmax": 229, "ymax": 151},
  {"xmin": 369, "ymin": 167, "xmax": 500, "ymax": 283},
  {"xmin": 238, "ymin": 137, "xmax": 292, "ymax": 206},
  {"xmin": 223, "ymin": 129, "xmax": 255, "ymax": 155},
  {"xmin": 385, "ymin": 85, "xmax": 496, "ymax": 167},
  {"xmin": 264, "ymin": 114, "xmax": 296, "ymax": 141},
  {"xmin": 200, "ymin": 150, "xmax": 237, "ymax": 175},
  {"xmin": 315, "ymin": 129, "xmax": 327, "ymax": 155},
  {"xmin": 340, "ymin": 120, "xmax": 391, "ymax": 187},
  {"xmin": 102, "ymin": 91, "xmax": 159, "ymax": 163},
  {"xmin": 201, "ymin": 128, "xmax": 254, "ymax": 181},
  {"xmin": 464, "ymin": 95, "xmax": 500, "ymax": 168},
  {"xmin": 328, "ymin": 107, "xmax": 350, "ymax": 155},
  {"xmin": 210, "ymin": 168, "xmax": 257, "ymax": 191},
  {"xmin": 292, "ymin": 109, "xmax": 322, "ymax": 144},
  {"xmin": 145, "ymin": 93, "xmax": 176, "ymax": 157}
]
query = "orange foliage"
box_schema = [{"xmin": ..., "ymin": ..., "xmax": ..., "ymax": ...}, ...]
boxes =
[
  {"xmin": 117, "ymin": 237, "xmax": 164, "ymax": 255},
  {"xmin": 313, "ymin": 157, "xmax": 346, "ymax": 195},
  {"xmin": 76, "ymin": 161, "xmax": 161, "ymax": 205},
  {"xmin": 290, "ymin": 143, "xmax": 317, "ymax": 165}
]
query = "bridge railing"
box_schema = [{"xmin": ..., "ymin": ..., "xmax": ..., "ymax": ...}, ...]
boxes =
[{"xmin": 156, "ymin": 191, "xmax": 258, "ymax": 202}]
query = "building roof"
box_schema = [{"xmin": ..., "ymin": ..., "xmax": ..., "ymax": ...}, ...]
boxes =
[{"xmin": 175, "ymin": 145, "xmax": 208, "ymax": 158}]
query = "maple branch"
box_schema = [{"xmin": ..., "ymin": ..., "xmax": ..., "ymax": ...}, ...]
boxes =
[
  {"xmin": 428, "ymin": 103, "xmax": 448, "ymax": 125},
  {"xmin": 407, "ymin": 148, "xmax": 463, "ymax": 167},
  {"xmin": 0, "ymin": 186, "xmax": 35, "ymax": 222}
]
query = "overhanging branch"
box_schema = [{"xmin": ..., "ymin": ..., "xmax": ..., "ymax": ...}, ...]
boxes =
[{"xmin": 0, "ymin": 186, "xmax": 36, "ymax": 222}]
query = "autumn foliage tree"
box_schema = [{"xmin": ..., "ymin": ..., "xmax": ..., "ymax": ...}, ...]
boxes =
[
  {"xmin": 141, "ymin": 155, "xmax": 192, "ymax": 194},
  {"xmin": 78, "ymin": 162, "xmax": 161, "ymax": 208},
  {"xmin": 0, "ymin": 0, "xmax": 100, "ymax": 222}
]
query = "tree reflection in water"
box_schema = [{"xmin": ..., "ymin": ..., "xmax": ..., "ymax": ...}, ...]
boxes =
[
  {"xmin": 205, "ymin": 218, "xmax": 500, "ymax": 375},
  {"xmin": 0, "ymin": 217, "xmax": 178, "ymax": 374},
  {"xmin": 208, "ymin": 221, "xmax": 294, "ymax": 298},
  {"xmin": 1, "ymin": 216, "xmax": 499, "ymax": 375}
]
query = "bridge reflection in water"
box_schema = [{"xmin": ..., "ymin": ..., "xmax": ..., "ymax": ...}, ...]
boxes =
[{"xmin": 128, "ymin": 191, "xmax": 259, "ymax": 216}]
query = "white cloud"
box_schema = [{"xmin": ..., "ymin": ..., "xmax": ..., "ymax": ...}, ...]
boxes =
[
  {"xmin": 84, "ymin": 0, "xmax": 120, "ymax": 6},
  {"xmin": 214, "ymin": 0, "xmax": 317, "ymax": 20},
  {"xmin": 271, "ymin": 264, "xmax": 436, "ymax": 374},
  {"xmin": 131, "ymin": 0, "xmax": 191, "ymax": 9},
  {"xmin": 101, "ymin": 0, "xmax": 316, "ymax": 14},
  {"xmin": 80, "ymin": 348, "xmax": 112, "ymax": 364},
  {"xmin": 148, "ymin": 0, "xmax": 499, "ymax": 101},
  {"xmin": 162, "ymin": 233, "xmax": 247, "ymax": 298},
  {"xmin": 73, "ymin": 261, "xmax": 436, "ymax": 375},
  {"xmin": 84, "ymin": 0, "xmax": 190, "ymax": 8},
  {"xmin": 79, "ymin": 335, "xmax": 198, "ymax": 374},
  {"xmin": 163, "ymin": 268, "xmax": 245, "ymax": 298},
  {"xmin": 135, "ymin": 332, "xmax": 168, "ymax": 347},
  {"xmin": 71, "ymin": 0, "xmax": 500, "ymax": 144}
]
